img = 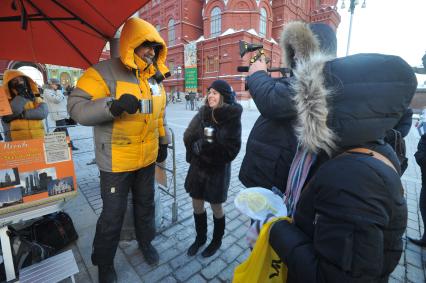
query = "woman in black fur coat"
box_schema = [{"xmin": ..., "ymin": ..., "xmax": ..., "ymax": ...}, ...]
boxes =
[{"xmin": 183, "ymin": 80, "xmax": 242, "ymax": 257}]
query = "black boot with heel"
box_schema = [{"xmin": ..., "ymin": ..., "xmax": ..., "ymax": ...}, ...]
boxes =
[
  {"xmin": 202, "ymin": 215, "xmax": 225, "ymax": 258},
  {"xmin": 187, "ymin": 211, "xmax": 207, "ymax": 256}
]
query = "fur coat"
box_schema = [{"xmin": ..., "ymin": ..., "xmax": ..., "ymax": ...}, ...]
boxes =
[{"xmin": 184, "ymin": 103, "xmax": 242, "ymax": 203}]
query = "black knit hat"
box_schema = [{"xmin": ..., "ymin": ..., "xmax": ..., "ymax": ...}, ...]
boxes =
[{"xmin": 208, "ymin": 80, "xmax": 235, "ymax": 104}]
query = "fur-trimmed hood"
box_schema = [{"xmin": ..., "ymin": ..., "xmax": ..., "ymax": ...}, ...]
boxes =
[
  {"xmin": 280, "ymin": 21, "xmax": 417, "ymax": 156},
  {"xmin": 280, "ymin": 21, "xmax": 337, "ymax": 155}
]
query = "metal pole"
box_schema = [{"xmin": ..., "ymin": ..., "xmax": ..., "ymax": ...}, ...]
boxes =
[
  {"xmin": 171, "ymin": 128, "xmax": 178, "ymax": 223},
  {"xmin": 346, "ymin": 0, "xmax": 356, "ymax": 56}
]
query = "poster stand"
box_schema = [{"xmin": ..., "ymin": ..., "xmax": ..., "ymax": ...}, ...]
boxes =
[{"xmin": 0, "ymin": 133, "xmax": 78, "ymax": 281}]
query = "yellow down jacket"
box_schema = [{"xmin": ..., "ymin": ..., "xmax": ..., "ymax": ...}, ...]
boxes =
[
  {"xmin": 67, "ymin": 18, "xmax": 169, "ymax": 172},
  {"xmin": 2, "ymin": 70, "xmax": 47, "ymax": 141}
]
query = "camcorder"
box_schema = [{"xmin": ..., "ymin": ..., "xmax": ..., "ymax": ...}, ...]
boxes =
[{"xmin": 236, "ymin": 40, "xmax": 291, "ymax": 90}]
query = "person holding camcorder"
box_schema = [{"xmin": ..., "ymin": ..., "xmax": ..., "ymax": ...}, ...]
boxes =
[
  {"xmin": 243, "ymin": 21, "xmax": 415, "ymax": 282},
  {"xmin": 1, "ymin": 70, "xmax": 48, "ymax": 141},
  {"xmin": 183, "ymin": 80, "xmax": 242, "ymax": 258}
]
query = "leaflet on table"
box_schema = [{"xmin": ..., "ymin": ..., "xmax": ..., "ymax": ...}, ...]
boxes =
[{"xmin": 0, "ymin": 133, "xmax": 76, "ymax": 210}]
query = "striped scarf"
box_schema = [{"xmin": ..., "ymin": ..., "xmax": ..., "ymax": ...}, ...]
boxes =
[{"xmin": 285, "ymin": 145, "xmax": 317, "ymax": 217}]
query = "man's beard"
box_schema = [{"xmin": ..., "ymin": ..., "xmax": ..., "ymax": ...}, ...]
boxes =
[{"xmin": 143, "ymin": 56, "xmax": 154, "ymax": 65}]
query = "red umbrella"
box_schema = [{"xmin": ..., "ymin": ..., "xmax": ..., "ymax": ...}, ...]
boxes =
[{"xmin": 0, "ymin": 0, "xmax": 150, "ymax": 68}]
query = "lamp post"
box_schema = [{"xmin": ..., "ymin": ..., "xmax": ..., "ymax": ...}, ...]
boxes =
[
  {"xmin": 341, "ymin": 0, "xmax": 366, "ymax": 56},
  {"xmin": 176, "ymin": 65, "xmax": 182, "ymax": 79},
  {"xmin": 175, "ymin": 66, "xmax": 182, "ymax": 98}
]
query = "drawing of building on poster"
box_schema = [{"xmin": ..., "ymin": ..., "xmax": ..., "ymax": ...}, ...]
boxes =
[
  {"xmin": 0, "ymin": 187, "xmax": 23, "ymax": 208},
  {"xmin": 48, "ymin": 176, "xmax": 74, "ymax": 196},
  {"xmin": 0, "ymin": 168, "xmax": 20, "ymax": 188},
  {"xmin": 19, "ymin": 167, "xmax": 56, "ymax": 197}
]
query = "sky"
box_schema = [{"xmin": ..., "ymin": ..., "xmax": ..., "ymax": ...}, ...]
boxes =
[{"xmin": 335, "ymin": 0, "xmax": 426, "ymax": 85}]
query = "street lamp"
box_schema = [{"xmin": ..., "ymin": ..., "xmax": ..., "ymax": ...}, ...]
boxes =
[
  {"xmin": 175, "ymin": 66, "xmax": 182, "ymax": 79},
  {"xmin": 341, "ymin": 0, "xmax": 366, "ymax": 56},
  {"xmin": 175, "ymin": 66, "xmax": 182, "ymax": 95}
]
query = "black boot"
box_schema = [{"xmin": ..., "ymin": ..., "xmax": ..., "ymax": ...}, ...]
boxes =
[
  {"xmin": 187, "ymin": 211, "xmax": 207, "ymax": 256},
  {"xmin": 70, "ymin": 141, "xmax": 79, "ymax": 151},
  {"xmin": 98, "ymin": 264, "xmax": 117, "ymax": 283},
  {"xmin": 202, "ymin": 215, "xmax": 225, "ymax": 257},
  {"xmin": 140, "ymin": 242, "xmax": 159, "ymax": 265}
]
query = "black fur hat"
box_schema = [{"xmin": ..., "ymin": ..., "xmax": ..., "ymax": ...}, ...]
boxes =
[{"xmin": 208, "ymin": 80, "xmax": 235, "ymax": 104}]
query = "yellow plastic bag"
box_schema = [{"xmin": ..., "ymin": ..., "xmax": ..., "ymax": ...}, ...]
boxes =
[{"xmin": 233, "ymin": 217, "xmax": 289, "ymax": 283}]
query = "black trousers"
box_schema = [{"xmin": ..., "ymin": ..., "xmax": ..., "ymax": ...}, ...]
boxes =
[{"xmin": 91, "ymin": 164, "xmax": 156, "ymax": 265}]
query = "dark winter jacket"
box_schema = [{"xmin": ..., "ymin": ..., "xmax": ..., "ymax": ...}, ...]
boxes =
[
  {"xmin": 184, "ymin": 104, "xmax": 242, "ymax": 203},
  {"xmin": 267, "ymin": 21, "xmax": 417, "ymax": 283},
  {"xmin": 239, "ymin": 72, "xmax": 297, "ymax": 192},
  {"xmin": 415, "ymin": 134, "xmax": 426, "ymax": 166},
  {"xmin": 270, "ymin": 143, "xmax": 407, "ymax": 283}
]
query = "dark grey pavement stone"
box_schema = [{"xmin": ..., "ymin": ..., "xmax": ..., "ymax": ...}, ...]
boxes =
[
  {"xmin": 200, "ymin": 258, "xmax": 227, "ymax": 279},
  {"xmin": 218, "ymin": 261, "xmax": 239, "ymax": 282},
  {"xmin": 186, "ymin": 274, "xmax": 207, "ymax": 283},
  {"xmin": 220, "ymin": 244, "xmax": 244, "ymax": 264},
  {"xmin": 390, "ymin": 264, "xmax": 406, "ymax": 281},
  {"xmin": 140, "ymin": 263, "xmax": 173, "ymax": 283},
  {"xmin": 159, "ymin": 276, "xmax": 178, "ymax": 283},
  {"xmin": 406, "ymin": 263, "xmax": 425, "ymax": 282},
  {"xmin": 170, "ymin": 253, "xmax": 192, "ymax": 270},
  {"xmin": 174, "ymin": 260, "xmax": 203, "ymax": 282},
  {"xmin": 406, "ymin": 249, "xmax": 423, "ymax": 268}
]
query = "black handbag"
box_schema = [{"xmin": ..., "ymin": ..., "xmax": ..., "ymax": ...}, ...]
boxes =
[
  {"xmin": 31, "ymin": 212, "xmax": 78, "ymax": 251},
  {"xmin": 8, "ymin": 227, "xmax": 55, "ymax": 274},
  {"xmin": 65, "ymin": 118, "xmax": 77, "ymax": 126}
]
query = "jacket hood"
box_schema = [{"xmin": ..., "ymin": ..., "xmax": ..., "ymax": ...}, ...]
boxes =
[
  {"xmin": 119, "ymin": 17, "xmax": 168, "ymax": 74},
  {"xmin": 280, "ymin": 21, "xmax": 417, "ymax": 156},
  {"xmin": 280, "ymin": 21, "xmax": 336, "ymax": 68},
  {"xmin": 2, "ymin": 69, "xmax": 40, "ymax": 100}
]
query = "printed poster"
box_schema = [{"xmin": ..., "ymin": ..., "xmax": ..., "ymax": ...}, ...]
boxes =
[
  {"xmin": 0, "ymin": 136, "xmax": 77, "ymax": 213},
  {"xmin": 184, "ymin": 42, "xmax": 198, "ymax": 92}
]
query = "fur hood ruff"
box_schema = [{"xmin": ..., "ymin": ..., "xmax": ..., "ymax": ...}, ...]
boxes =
[{"xmin": 280, "ymin": 21, "xmax": 337, "ymax": 156}]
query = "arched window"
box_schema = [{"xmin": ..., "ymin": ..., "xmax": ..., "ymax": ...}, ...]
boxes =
[
  {"xmin": 155, "ymin": 24, "xmax": 161, "ymax": 32},
  {"xmin": 259, "ymin": 8, "xmax": 267, "ymax": 38},
  {"xmin": 210, "ymin": 7, "xmax": 221, "ymax": 37},
  {"xmin": 168, "ymin": 19, "xmax": 175, "ymax": 46}
]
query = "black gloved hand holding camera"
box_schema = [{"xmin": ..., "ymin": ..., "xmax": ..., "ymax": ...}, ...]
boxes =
[
  {"xmin": 157, "ymin": 142, "xmax": 168, "ymax": 163},
  {"xmin": 109, "ymin": 94, "xmax": 140, "ymax": 116}
]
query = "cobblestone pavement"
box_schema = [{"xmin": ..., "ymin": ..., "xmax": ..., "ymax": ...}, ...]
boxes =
[{"xmin": 62, "ymin": 102, "xmax": 426, "ymax": 282}]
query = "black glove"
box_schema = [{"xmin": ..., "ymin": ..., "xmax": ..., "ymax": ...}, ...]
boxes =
[
  {"xmin": 2, "ymin": 113, "xmax": 23, "ymax": 123},
  {"xmin": 192, "ymin": 138, "xmax": 205, "ymax": 156},
  {"xmin": 109, "ymin": 94, "xmax": 140, "ymax": 116},
  {"xmin": 157, "ymin": 143, "xmax": 168, "ymax": 163}
]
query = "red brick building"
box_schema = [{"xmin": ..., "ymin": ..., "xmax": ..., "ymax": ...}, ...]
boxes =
[{"xmin": 139, "ymin": 0, "xmax": 340, "ymax": 102}]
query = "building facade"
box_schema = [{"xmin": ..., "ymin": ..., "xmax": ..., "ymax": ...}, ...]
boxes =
[{"xmin": 139, "ymin": 0, "xmax": 340, "ymax": 102}]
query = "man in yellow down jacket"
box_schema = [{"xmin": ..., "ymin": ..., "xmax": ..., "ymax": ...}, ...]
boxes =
[
  {"xmin": 68, "ymin": 18, "xmax": 170, "ymax": 283},
  {"xmin": 1, "ymin": 70, "xmax": 48, "ymax": 141}
]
